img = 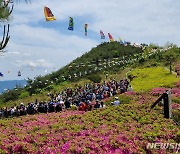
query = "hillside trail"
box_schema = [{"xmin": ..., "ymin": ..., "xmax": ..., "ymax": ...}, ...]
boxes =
[{"xmin": 164, "ymin": 67, "xmax": 179, "ymax": 78}]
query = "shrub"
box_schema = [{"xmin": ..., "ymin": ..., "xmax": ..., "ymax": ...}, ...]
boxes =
[
  {"xmin": 173, "ymin": 110, "xmax": 180, "ymax": 129},
  {"xmin": 35, "ymin": 88, "xmax": 44, "ymax": 94},
  {"xmin": 19, "ymin": 91, "xmax": 29, "ymax": 99},
  {"xmin": 44, "ymin": 85, "xmax": 54, "ymax": 91},
  {"xmin": 175, "ymin": 64, "xmax": 180, "ymax": 72},
  {"xmin": 124, "ymin": 91, "xmax": 136, "ymax": 96},
  {"xmin": 118, "ymin": 95, "xmax": 132, "ymax": 104},
  {"xmin": 172, "ymin": 98, "xmax": 180, "ymax": 104},
  {"xmin": 87, "ymin": 74, "xmax": 102, "ymax": 83},
  {"xmin": 176, "ymin": 130, "xmax": 180, "ymax": 142},
  {"xmin": 1, "ymin": 90, "xmax": 21, "ymax": 103},
  {"xmin": 176, "ymin": 81, "xmax": 180, "ymax": 88},
  {"xmin": 150, "ymin": 87, "xmax": 166, "ymax": 96},
  {"xmin": 0, "ymin": 149, "xmax": 5, "ymax": 154}
]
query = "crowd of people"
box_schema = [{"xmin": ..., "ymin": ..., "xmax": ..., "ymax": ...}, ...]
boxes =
[{"xmin": 0, "ymin": 79, "xmax": 131, "ymax": 118}]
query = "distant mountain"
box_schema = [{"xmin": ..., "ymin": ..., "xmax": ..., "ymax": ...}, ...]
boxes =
[{"xmin": 0, "ymin": 80, "xmax": 27, "ymax": 94}]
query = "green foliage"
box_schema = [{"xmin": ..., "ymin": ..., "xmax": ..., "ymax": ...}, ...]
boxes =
[
  {"xmin": 44, "ymin": 85, "xmax": 54, "ymax": 91},
  {"xmin": 118, "ymin": 95, "xmax": 132, "ymax": 104},
  {"xmin": 34, "ymin": 88, "xmax": 45, "ymax": 94},
  {"xmin": 0, "ymin": 89, "xmax": 22, "ymax": 103},
  {"xmin": 0, "ymin": 0, "xmax": 10, "ymax": 21},
  {"xmin": 172, "ymin": 98, "xmax": 180, "ymax": 104},
  {"xmin": 19, "ymin": 91, "xmax": 29, "ymax": 99},
  {"xmin": 130, "ymin": 67, "xmax": 179, "ymax": 92},
  {"xmin": 162, "ymin": 47, "xmax": 178, "ymax": 73},
  {"xmin": 173, "ymin": 110, "xmax": 180, "ymax": 127},
  {"xmin": 176, "ymin": 130, "xmax": 180, "ymax": 142},
  {"xmin": 87, "ymin": 74, "xmax": 102, "ymax": 83},
  {"xmin": 0, "ymin": 148, "xmax": 5, "ymax": 154}
]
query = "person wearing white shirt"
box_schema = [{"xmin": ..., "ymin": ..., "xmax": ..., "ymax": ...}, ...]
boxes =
[{"xmin": 114, "ymin": 97, "xmax": 120, "ymax": 106}]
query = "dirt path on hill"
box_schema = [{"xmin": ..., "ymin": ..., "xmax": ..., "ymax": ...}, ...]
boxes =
[{"xmin": 164, "ymin": 67, "xmax": 179, "ymax": 77}]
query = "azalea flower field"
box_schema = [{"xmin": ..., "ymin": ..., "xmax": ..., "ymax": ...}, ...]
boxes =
[{"xmin": 0, "ymin": 90, "xmax": 179, "ymax": 154}]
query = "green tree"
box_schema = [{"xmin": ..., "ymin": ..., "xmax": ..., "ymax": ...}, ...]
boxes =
[
  {"xmin": 87, "ymin": 74, "xmax": 102, "ymax": 83},
  {"xmin": 163, "ymin": 46, "xmax": 177, "ymax": 74},
  {"xmin": 0, "ymin": 0, "xmax": 13, "ymax": 51},
  {"xmin": 0, "ymin": 0, "xmax": 29, "ymax": 51}
]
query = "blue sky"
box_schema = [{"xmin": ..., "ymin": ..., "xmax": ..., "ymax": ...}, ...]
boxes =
[{"xmin": 0, "ymin": 0, "xmax": 180, "ymax": 81}]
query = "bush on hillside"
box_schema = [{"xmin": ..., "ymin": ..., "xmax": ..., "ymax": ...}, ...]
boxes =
[
  {"xmin": 1, "ymin": 90, "xmax": 21, "ymax": 102},
  {"xmin": 35, "ymin": 88, "xmax": 44, "ymax": 94},
  {"xmin": 118, "ymin": 95, "xmax": 132, "ymax": 104},
  {"xmin": 172, "ymin": 98, "xmax": 180, "ymax": 104},
  {"xmin": 176, "ymin": 81, "xmax": 180, "ymax": 88},
  {"xmin": 44, "ymin": 85, "xmax": 54, "ymax": 91},
  {"xmin": 19, "ymin": 91, "xmax": 29, "ymax": 99},
  {"xmin": 150, "ymin": 87, "xmax": 166, "ymax": 96},
  {"xmin": 176, "ymin": 130, "xmax": 180, "ymax": 142},
  {"xmin": 173, "ymin": 110, "xmax": 180, "ymax": 129},
  {"xmin": 87, "ymin": 74, "xmax": 102, "ymax": 83}
]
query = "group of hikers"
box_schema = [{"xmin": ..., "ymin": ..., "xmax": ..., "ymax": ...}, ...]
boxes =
[{"xmin": 0, "ymin": 78, "xmax": 131, "ymax": 118}]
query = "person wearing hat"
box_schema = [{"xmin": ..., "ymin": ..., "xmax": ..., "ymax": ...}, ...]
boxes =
[{"xmin": 114, "ymin": 97, "xmax": 120, "ymax": 106}]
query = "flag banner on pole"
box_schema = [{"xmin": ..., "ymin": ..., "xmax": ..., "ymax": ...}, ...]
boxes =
[
  {"xmin": 68, "ymin": 17, "xmax": 74, "ymax": 31},
  {"xmin": 84, "ymin": 24, "xmax": 88, "ymax": 36},
  {"xmin": 0, "ymin": 72, "xmax": 3, "ymax": 77},
  {"xmin": 124, "ymin": 40, "xmax": 128, "ymax": 46},
  {"xmin": 108, "ymin": 33, "xmax": 114, "ymax": 42},
  {"xmin": 18, "ymin": 71, "xmax": 21, "ymax": 76},
  {"xmin": 44, "ymin": 6, "xmax": 56, "ymax": 21},
  {"xmin": 119, "ymin": 37, "xmax": 124, "ymax": 44},
  {"xmin": 100, "ymin": 30, "xmax": 105, "ymax": 39}
]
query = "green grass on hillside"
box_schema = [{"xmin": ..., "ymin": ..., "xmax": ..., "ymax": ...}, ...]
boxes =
[{"xmin": 130, "ymin": 67, "xmax": 179, "ymax": 92}]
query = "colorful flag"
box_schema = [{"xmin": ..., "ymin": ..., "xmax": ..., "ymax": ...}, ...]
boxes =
[
  {"xmin": 124, "ymin": 40, "xmax": 128, "ymax": 46},
  {"xmin": 68, "ymin": 17, "xmax": 74, "ymax": 31},
  {"xmin": 84, "ymin": 24, "xmax": 88, "ymax": 36},
  {"xmin": 108, "ymin": 33, "xmax": 114, "ymax": 42},
  {"xmin": 100, "ymin": 30, "xmax": 105, "ymax": 39},
  {"xmin": 18, "ymin": 71, "xmax": 21, "ymax": 76},
  {"xmin": 44, "ymin": 6, "xmax": 56, "ymax": 21},
  {"xmin": 0, "ymin": 72, "xmax": 3, "ymax": 77},
  {"xmin": 119, "ymin": 37, "xmax": 124, "ymax": 44}
]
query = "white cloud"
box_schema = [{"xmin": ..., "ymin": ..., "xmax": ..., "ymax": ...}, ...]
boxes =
[
  {"xmin": 15, "ymin": 59, "xmax": 53, "ymax": 68},
  {"xmin": 7, "ymin": 51, "xmax": 21, "ymax": 55}
]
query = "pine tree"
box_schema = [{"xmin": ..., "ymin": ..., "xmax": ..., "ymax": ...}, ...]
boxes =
[{"xmin": 0, "ymin": 0, "xmax": 13, "ymax": 52}]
